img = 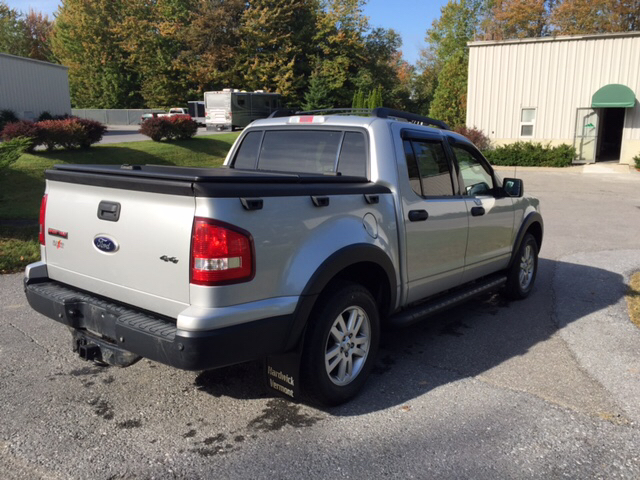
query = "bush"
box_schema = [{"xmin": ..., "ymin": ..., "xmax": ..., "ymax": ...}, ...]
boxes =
[
  {"xmin": 37, "ymin": 111, "xmax": 53, "ymax": 121},
  {"xmin": 0, "ymin": 109, "xmax": 18, "ymax": 131},
  {"xmin": 0, "ymin": 137, "xmax": 32, "ymax": 170},
  {"xmin": 453, "ymin": 126, "xmax": 491, "ymax": 151},
  {"xmin": 139, "ymin": 116, "xmax": 199, "ymax": 141},
  {"xmin": 36, "ymin": 117, "xmax": 106, "ymax": 151},
  {"xmin": 1, "ymin": 120, "xmax": 42, "ymax": 152},
  {"xmin": 483, "ymin": 142, "xmax": 575, "ymax": 167},
  {"xmin": 74, "ymin": 118, "xmax": 107, "ymax": 148},
  {"xmin": 171, "ymin": 116, "xmax": 199, "ymax": 140},
  {"xmin": 634, "ymin": 153, "xmax": 640, "ymax": 170}
]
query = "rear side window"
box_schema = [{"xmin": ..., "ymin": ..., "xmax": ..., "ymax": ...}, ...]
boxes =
[
  {"xmin": 337, "ymin": 132, "xmax": 366, "ymax": 177},
  {"xmin": 232, "ymin": 130, "xmax": 367, "ymax": 176},
  {"xmin": 233, "ymin": 131, "xmax": 262, "ymax": 169},
  {"xmin": 404, "ymin": 139, "xmax": 454, "ymax": 196}
]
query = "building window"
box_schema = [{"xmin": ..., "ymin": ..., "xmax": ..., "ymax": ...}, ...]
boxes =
[{"xmin": 520, "ymin": 108, "xmax": 536, "ymax": 137}]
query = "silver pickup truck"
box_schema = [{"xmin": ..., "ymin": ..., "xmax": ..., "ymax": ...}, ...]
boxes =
[{"xmin": 24, "ymin": 108, "xmax": 542, "ymax": 406}]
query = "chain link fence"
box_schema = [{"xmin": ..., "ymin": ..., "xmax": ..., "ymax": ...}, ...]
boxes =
[{"xmin": 71, "ymin": 109, "xmax": 165, "ymax": 126}]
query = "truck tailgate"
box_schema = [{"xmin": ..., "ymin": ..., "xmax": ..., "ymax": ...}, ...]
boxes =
[{"xmin": 44, "ymin": 180, "xmax": 194, "ymax": 318}]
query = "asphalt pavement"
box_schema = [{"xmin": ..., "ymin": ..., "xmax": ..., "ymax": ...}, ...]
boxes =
[{"xmin": 1, "ymin": 165, "xmax": 639, "ymax": 479}]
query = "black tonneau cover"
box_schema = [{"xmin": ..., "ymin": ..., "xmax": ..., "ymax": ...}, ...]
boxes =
[{"xmin": 46, "ymin": 164, "xmax": 391, "ymax": 197}]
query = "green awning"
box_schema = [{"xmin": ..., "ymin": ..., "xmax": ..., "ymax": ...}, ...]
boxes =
[{"xmin": 592, "ymin": 84, "xmax": 636, "ymax": 108}]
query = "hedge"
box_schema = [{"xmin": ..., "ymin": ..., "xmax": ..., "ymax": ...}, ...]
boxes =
[
  {"xmin": 483, "ymin": 142, "xmax": 575, "ymax": 167},
  {"xmin": 139, "ymin": 116, "xmax": 199, "ymax": 141}
]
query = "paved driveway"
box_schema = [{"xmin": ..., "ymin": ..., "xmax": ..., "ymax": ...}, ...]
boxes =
[{"xmin": 1, "ymin": 167, "xmax": 639, "ymax": 479}]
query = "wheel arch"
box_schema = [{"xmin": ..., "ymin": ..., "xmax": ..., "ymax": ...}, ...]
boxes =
[
  {"xmin": 284, "ymin": 244, "xmax": 397, "ymax": 350},
  {"xmin": 509, "ymin": 212, "xmax": 543, "ymax": 269}
]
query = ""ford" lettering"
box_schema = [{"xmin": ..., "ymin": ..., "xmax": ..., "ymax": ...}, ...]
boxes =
[{"xmin": 93, "ymin": 236, "xmax": 119, "ymax": 253}]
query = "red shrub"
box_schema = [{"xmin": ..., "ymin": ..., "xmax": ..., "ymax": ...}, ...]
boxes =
[
  {"xmin": 170, "ymin": 116, "xmax": 199, "ymax": 140},
  {"xmin": 1, "ymin": 120, "xmax": 42, "ymax": 152},
  {"xmin": 74, "ymin": 118, "xmax": 107, "ymax": 148},
  {"xmin": 37, "ymin": 117, "xmax": 106, "ymax": 150},
  {"xmin": 139, "ymin": 116, "xmax": 198, "ymax": 141},
  {"xmin": 453, "ymin": 126, "xmax": 492, "ymax": 151}
]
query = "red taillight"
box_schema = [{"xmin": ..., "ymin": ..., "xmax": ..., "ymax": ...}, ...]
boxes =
[
  {"xmin": 39, "ymin": 194, "xmax": 48, "ymax": 246},
  {"xmin": 190, "ymin": 218, "xmax": 254, "ymax": 286}
]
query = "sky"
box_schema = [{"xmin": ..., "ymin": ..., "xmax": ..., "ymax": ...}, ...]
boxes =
[{"xmin": 6, "ymin": 0, "xmax": 449, "ymax": 65}]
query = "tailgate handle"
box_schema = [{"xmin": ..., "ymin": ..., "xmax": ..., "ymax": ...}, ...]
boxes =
[
  {"xmin": 311, "ymin": 196, "xmax": 330, "ymax": 207},
  {"xmin": 240, "ymin": 198, "xmax": 263, "ymax": 211},
  {"xmin": 97, "ymin": 201, "xmax": 121, "ymax": 222}
]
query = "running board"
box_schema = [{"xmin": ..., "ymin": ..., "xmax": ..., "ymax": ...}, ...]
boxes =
[{"xmin": 389, "ymin": 274, "xmax": 507, "ymax": 328}]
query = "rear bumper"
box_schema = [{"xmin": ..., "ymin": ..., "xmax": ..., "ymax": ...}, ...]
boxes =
[{"xmin": 24, "ymin": 278, "xmax": 294, "ymax": 371}]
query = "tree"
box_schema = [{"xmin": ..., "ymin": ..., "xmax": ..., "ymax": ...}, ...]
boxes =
[
  {"xmin": 312, "ymin": 0, "xmax": 369, "ymax": 107},
  {"xmin": 485, "ymin": 0, "xmax": 552, "ymax": 40},
  {"xmin": 0, "ymin": 2, "xmax": 25, "ymax": 56},
  {"xmin": 304, "ymin": 71, "xmax": 333, "ymax": 110},
  {"xmin": 415, "ymin": 0, "xmax": 485, "ymax": 117},
  {"xmin": 51, "ymin": 0, "xmax": 143, "ymax": 108},
  {"xmin": 429, "ymin": 49, "xmax": 468, "ymax": 128},
  {"xmin": 551, "ymin": 0, "xmax": 640, "ymax": 34},
  {"xmin": 236, "ymin": 0, "xmax": 317, "ymax": 105},
  {"xmin": 21, "ymin": 9, "xmax": 54, "ymax": 61},
  {"xmin": 115, "ymin": 0, "xmax": 195, "ymax": 107},
  {"xmin": 182, "ymin": 0, "xmax": 246, "ymax": 94}
]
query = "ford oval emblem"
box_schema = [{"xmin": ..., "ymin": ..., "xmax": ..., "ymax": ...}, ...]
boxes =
[{"xmin": 93, "ymin": 235, "xmax": 119, "ymax": 253}]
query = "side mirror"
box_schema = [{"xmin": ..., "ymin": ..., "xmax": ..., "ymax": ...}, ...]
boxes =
[{"xmin": 502, "ymin": 178, "xmax": 523, "ymax": 197}]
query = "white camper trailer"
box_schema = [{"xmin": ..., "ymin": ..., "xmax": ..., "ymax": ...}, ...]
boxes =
[{"xmin": 204, "ymin": 89, "xmax": 282, "ymax": 131}]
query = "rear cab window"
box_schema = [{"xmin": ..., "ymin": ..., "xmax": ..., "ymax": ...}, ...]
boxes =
[{"xmin": 231, "ymin": 129, "xmax": 368, "ymax": 177}]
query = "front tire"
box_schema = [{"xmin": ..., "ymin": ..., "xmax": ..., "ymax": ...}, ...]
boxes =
[
  {"xmin": 301, "ymin": 282, "xmax": 380, "ymax": 406},
  {"xmin": 504, "ymin": 233, "xmax": 538, "ymax": 299}
]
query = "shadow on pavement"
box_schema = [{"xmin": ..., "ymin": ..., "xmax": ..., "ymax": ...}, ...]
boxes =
[{"xmin": 192, "ymin": 258, "xmax": 628, "ymax": 414}]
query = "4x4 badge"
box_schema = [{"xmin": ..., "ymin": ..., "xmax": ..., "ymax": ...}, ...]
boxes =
[{"xmin": 160, "ymin": 255, "xmax": 179, "ymax": 264}]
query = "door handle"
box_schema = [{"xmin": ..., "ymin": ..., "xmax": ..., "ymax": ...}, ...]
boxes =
[
  {"xmin": 408, "ymin": 209, "xmax": 429, "ymax": 222},
  {"xmin": 471, "ymin": 206, "xmax": 485, "ymax": 217}
]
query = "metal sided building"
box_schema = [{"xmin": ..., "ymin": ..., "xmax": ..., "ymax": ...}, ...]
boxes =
[
  {"xmin": 466, "ymin": 32, "xmax": 640, "ymax": 165},
  {"xmin": 0, "ymin": 53, "xmax": 72, "ymax": 120}
]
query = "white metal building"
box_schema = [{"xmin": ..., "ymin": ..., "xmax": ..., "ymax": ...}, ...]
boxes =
[
  {"xmin": 466, "ymin": 32, "xmax": 640, "ymax": 164},
  {"xmin": 0, "ymin": 53, "xmax": 71, "ymax": 120}
]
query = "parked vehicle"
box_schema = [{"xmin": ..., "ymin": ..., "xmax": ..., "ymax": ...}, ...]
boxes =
[
  {"xmin": 204, "ymin": 89, "xmax": 281, "ymax": 131},
  {"xmin": 24, "ymin": 108, "xmax": 542, "ymax": 406},
  {"xmin": 139, "ymin": 112, "xmax": 161, "ymax": 124},
  {"xmin": 188, "ymin": 101, "xmax": 206, "ymax": 126},
  {"xmin": 158, "ymin": 108, "xmax": 191, "ymax": 120}
]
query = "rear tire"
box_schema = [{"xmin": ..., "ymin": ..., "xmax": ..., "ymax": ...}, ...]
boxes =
[
  {"xmin": 301, "ymin": 282, "xmax": 380, "ymax": 406},
  {"xmin": 504, "ymin": 233, "xmax": 538, "ymax": 299}
]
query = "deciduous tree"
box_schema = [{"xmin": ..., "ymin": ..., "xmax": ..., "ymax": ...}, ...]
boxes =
[
  {"xmin": 236, "ymin": 0, "xmax": 317, "ymax": 105},
  {"xmin": 51, "ymin": 0, "xmax": 143, "ymax": 108},
  {"xmin": 551, "ymin": 0, "xmax": 640, "ymax": 34}
]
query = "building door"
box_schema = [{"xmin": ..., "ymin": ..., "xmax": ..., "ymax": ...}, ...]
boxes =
[
  {"xmin": 596, "ymin": 108, "xmax": 625, "ymax": 161},
  {"xmin": 574, "ymin": 108, "xmax": 598, "ymax": 164}
]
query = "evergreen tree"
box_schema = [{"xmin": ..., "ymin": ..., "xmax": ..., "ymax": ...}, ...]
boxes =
[
  {"xmin": 304, "ymin": 72, "xmax": 332, "ymax": 110},
  {"xmin": 429, "ymin": 50, "xmax": 468, "ymax": 128}
]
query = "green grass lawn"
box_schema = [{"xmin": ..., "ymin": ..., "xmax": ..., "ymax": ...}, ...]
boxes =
[{"xmin": 0, "ymin": 133, "xmax": 239, "ymax": 273}]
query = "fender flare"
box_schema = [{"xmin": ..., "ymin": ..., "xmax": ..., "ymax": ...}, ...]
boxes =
[
  {"xmin": 509, "ymin": 211, "xmax": 544, "ymax": 268},
  {"xmin": 284, "ymin": 244, "xmax": 397, "ymax": 350}
]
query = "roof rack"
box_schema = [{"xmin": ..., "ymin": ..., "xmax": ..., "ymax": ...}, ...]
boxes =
[
  {"xmin": 267, "ymin": 107, "xmax": 450, "ymax": 130},
  {"xmin": 372, "ymin": 108, "xmax": 450, "ymax": 130}
]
